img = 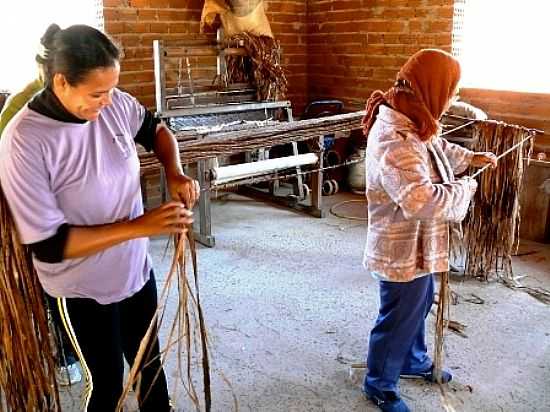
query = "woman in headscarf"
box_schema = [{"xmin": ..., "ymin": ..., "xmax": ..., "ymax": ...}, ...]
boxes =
[{"xmin": 361, "ymin": 49, "xmax": 497, "ymax": 412}]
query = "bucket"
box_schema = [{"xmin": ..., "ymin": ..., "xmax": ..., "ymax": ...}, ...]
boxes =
[{"xmin": 347, "ymin": 147, "xmax": 366, "ymax": 194}]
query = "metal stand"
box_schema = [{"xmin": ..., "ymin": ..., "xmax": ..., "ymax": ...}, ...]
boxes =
[{"xmin": 196, "ymin": 159, "xmax": 215, "ymax": 247}]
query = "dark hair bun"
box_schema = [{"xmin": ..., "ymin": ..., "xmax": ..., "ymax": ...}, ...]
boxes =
[
  {"xmin": 40, "ymin": 24, "xmax": 61, "ymax": 49},
  {"xmin": 37, "ymin": 23, "xmax": 120, "ymax": 87}
]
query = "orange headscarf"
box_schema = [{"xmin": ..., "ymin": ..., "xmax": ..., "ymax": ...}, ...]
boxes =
[{"xmin": 362, "ymin": 49, "xmax": 461, "ymax": 141}]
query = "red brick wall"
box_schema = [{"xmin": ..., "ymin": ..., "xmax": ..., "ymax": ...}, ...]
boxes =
[
  {"xmin": 266, "ymin": 1, "xmax": 308, "ymax": 115},
  {"xmin": 307, "ymin": 0, "xmax": 454, "ymax": 111},
  {"xmin": 102, "ymin": 1, "xmax": 548, "ymax": 148},
  {"xmin": 102, "ymin": 1, "xmax": 550, "ymax": 223},
  {"xmin": 103, "ymin": 0, "xmax": 455, "ymax": 115},
  {"xmin": 103, "ymin": 0, "xmax": 204, "ymax": 109},
  {"xmin": 102, "ymin": 0, "xmax": 308, "ymax": 113}
]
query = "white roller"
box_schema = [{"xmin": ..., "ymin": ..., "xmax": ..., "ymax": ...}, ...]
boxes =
[{"xmin": 211, "ymin": 153, "xmax": 318, "ymax": 185}]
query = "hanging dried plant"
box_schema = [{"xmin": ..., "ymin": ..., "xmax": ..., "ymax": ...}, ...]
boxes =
[
  {"xmin": 0, "ymin": 188, "xmax": 60, "ymax": 411},
  {"xmin": 222, "ymin": 32, "xmax": 288, "ymax": 101},
  {"xmin": 436, "ymin": 120, "xmax": 534, "ymax": 411},
  {"xmin": 433, "ymin": 271, "xmax": 461, "ymax": 412},
  {"xmin": 462, "ymin": 121, "xmax": 533, "ymax": 281},
  {"xmin": 0, "ymin": 188, "xmax": 213, "ymax": 411},
  {"xmin": 117, "ymin": 228, "xmax": 212, "ymax": 411}
]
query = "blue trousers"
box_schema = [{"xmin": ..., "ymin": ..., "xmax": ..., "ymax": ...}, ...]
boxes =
[{"xmin": 364, "ymin": 274, "xmax": 435, "ymax": 395}]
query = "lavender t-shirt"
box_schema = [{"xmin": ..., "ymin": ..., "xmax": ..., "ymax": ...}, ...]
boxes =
[{"xmin": 0, "ymin": 88, "xmax": 152, "ymax": 304}]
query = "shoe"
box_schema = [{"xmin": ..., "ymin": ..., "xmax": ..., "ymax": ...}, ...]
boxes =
[
  {"xmin": 401, "ymin": 365, "xmax": 452, "ymax": 384},
  {"xmin": 56, "ymin": 363, "xmax": 82, "ymax": 386},
  {"xmin": 363, "ymin": 385, "xmax": 411, "ymax": 412}
]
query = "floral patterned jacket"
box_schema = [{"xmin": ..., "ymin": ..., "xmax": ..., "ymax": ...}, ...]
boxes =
[{"xmin": 363, "ymin": 105, "xmax": 476, "ymax": 282}]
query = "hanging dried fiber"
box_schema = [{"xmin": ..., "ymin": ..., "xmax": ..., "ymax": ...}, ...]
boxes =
[
  {"xmin": 222, "ymin": 32, "xmax": 288, "ymax": 101},
  {"xmin": 462, "ymin": 121, "xmax": 534, "ymax": 281},
  {"xmin": 0, "ymin": 188, "xmax": 60, "ymax": 411},
  {"xmin": 0, "ymin": 187, "xmax": 212, "ymax": 411},
  {"xmin": 432, "ymin": 270, "xmax": 464, "ymax": 412},
  {"xmin": 436, "ymin": 120, "xmax": 534, "ymax": 411},
  {"xmin": 117, "ymin": 229, "xmax": 212, "ymax": 411}
]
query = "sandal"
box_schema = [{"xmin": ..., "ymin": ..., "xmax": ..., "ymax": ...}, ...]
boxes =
[{"xmin": 363, "ymin": 385, "xmax": 411, "ymax": 412}]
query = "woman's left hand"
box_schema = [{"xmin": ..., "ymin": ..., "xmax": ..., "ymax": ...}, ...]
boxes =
[
  {"xmin": 471, "ymin": 152, "xmax": 497, "ymax": 169},
  {"xmin": 166, "ymin": 172, "xmax": 200, "ymax": 209}
]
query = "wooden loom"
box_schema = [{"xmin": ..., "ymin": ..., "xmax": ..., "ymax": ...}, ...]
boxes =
[
  {"xmin": 139, "ymin": 110, "xmax": 365, "ymax": 246},
  {"xmin": 146, "ymin": 36, "xmax": 363, "ymax": 246}
]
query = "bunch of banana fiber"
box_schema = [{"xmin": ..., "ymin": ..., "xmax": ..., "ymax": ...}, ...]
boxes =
[
  {"xmin": 435, "ymin": 121, "xmax": 534, "ymax": 411},
  {"xmin": 223, "ymin": 32, "xmax": 288, "ymax": 101},
  {"xmin": 0, "ymin": 189, "xmax": 60, "ymax": 411},
  {"xmin": 463, "ymin": 121, "xmax": 533, "ymax": 281},
  {"xmin": 117, "ymin": 230, "xmax": 214, "ymax": 412}
]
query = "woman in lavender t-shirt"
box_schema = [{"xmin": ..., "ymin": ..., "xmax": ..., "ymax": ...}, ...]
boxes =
[{"xmin": 0, "ymin": 24, "xmax": 198, "ymax": 411}]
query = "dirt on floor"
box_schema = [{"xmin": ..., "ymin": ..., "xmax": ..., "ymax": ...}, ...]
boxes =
[{"xmin": 60, "ymin": 192, "xmax": 550, "ymax": 411}]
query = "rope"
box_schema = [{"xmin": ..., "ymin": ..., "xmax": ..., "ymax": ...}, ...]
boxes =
[
  {"xmin": 203, "ymin": 130, "xmax": 536, "ymax": 193},
  {"xmin": 444, "ymin": 114, "xmax": 545, "ymax": 134},
  {"xmin": 200, "ymin": 156, "xmax": 364, "ymax": 192},
  {"xmin": 193, "ymin": 132, "xmax": 537, "ymax": 193},
  {"xmin": 166, "ymin": 121, "xmax": 540, "ymax": 194},
  {"xmin": 329, "ymin": 199, "xmax": 368, "ymax": 221}
]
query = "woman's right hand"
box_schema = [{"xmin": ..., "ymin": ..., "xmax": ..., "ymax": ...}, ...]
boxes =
[
  {"xmin": 461, "ymin": 177, "xmax": 478, "ymax": 196},
  {"xmin": 132, "ymin": 201, "xmax": 193, "ymax": 237}
]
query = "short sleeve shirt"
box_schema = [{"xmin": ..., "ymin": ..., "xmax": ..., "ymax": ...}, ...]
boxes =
[{"xmin": 0, "ymin": 88, "xmax": 152, "ymax": 304}]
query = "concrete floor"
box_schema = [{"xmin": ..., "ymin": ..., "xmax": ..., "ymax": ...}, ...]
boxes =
[{"xmin": 60, "ymin": 192, "xmax": 550, "ymax": 411}]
